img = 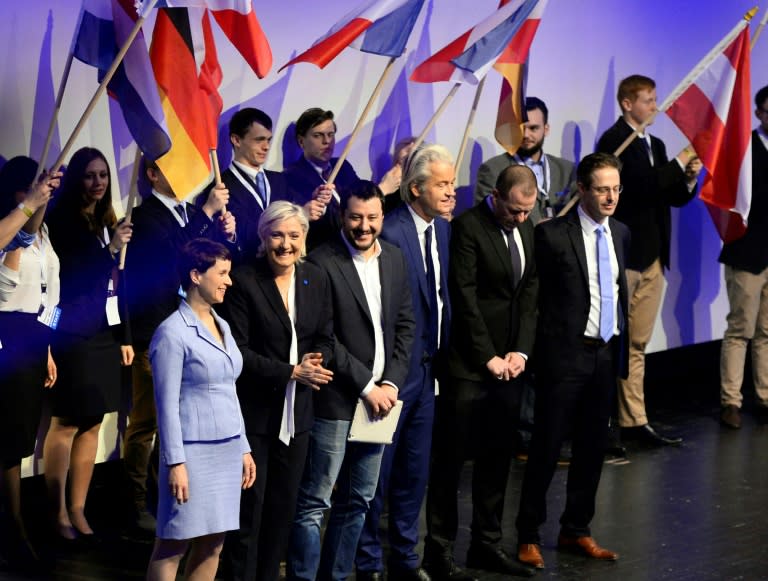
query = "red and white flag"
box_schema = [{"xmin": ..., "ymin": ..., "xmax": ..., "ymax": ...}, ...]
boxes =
[{"xmin": 665, "ymin": 22, "xmax": 751, "ymax": 242}]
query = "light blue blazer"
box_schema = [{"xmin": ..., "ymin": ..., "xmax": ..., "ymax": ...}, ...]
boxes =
[{"xmin": 150, "ymin": 299, "xmax": 248, "ymax": 466}]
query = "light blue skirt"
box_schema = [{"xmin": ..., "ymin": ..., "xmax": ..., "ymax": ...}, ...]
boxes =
[{"xmin": 156, "ymin": 435, "xmax": 243, "ymax": 539}]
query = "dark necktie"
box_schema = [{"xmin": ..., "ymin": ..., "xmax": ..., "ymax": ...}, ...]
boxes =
[
  {"xmin": 321, "ymin": 164, "xmax": 331, "ymax": 182},
  {"xmin": 505, "ymin": 230, "xmax": 522, "ymax": 287},
  {"xmin": 254, "ymin": 171, "xmax": 267, "ymax": 207},
  {"xmin": 424, "ymin": 225, "xmax": 439, "ymax": 354},
  {"xmin": 596, "ymin": 225, "xmax": 614, "ymax": 342},
  {"xmin": 640, "ymin": 136, "xmax": 654, "ymax": 165},
  {"xmin": 174, "ymin": 203, "xmax": 188, "ymax": 225}
]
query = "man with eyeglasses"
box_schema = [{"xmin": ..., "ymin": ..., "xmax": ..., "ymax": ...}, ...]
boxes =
[
  {"xmin": 719, "ymin": 85, "xmax": 768, "ymax": 429},
  {"xmin": 596, "ymin": 75, "xmax": 702, "ymax": 447},
  {"xmin": 423, "ymin": 165, "xmax": 539, "ymax": 579},
  {"xmin": 516, "ymin": 152, "xmax": 629, "ymax": 569}
]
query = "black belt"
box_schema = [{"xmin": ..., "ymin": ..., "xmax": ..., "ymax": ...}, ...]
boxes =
[{"xmin": 583, "ymin": 336, "xmax": 610, "ymax": 348}]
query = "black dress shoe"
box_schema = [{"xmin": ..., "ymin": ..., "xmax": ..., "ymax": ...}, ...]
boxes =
[
  {"xmin": 389, "ymin": 566, "xmax": 432, "ymax": 581},
  {"xmin": 356, "ymin": 571, "xmax": 384, "ymax": 581},
  {"xmin": 622, "ymin": 424, "xmax": 682, "ymax": 446},
  {"xmin": 422, "ymin": 554, "xmax": 477, "ymax": 581},
  {"xmin": 466, "ymin": 543, "xmax": 535, "ymax": 577}
]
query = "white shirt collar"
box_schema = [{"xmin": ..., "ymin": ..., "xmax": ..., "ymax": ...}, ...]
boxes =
[
  {"xmin": 232, "ymin": 159, "xmax": 263, "ymax": 180},
  {"xmin": 340, "ymin": 231, "xmax": 382, "ymax": 262},
  {"xmin": 577, "ymin": 204, "xmax": 611, "ymax": 234},
  {"xmin": 406, "ymin": 203, "xmax": 434, "ymax": 235}
]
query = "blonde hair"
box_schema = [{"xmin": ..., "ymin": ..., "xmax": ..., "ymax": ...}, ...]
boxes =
[{"xmin": 257, "ymin": 201, "xmax": 310, "ymax": 260}]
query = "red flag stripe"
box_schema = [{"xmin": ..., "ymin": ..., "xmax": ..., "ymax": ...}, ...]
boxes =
[
  {"xmin": 409, "ymin": 31, "xmax": 472, "ymax": 83},
  {"xmin": 496, "ymin": 19, "xmax": 540, "ymax": 63},
  {"xmin": 211, "ymin": 7, "xmax": 272, "ymax": 78},
  {"xmin": 280, "ymin": 18, "xmax": 372, "ymax": 70}
]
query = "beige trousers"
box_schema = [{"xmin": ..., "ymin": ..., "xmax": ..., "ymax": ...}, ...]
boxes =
[
  {"xmin": 720, "ymin": 265, "xmax": 768, "ymax": 408},
  {"xmin": 618, "ymin": 259, "xmax": 664, "ymax": 427}
]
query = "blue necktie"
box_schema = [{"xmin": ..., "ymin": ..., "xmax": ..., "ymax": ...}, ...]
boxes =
[
  {"xmin": 174, "ymin": 203, "xmax": 188, "ymax": 225},
  {"xmin": 254, "ymin": 171, "xmax": 267, "ymax": 207},
  {"xmin": 596, "ymin": 226, "xmax": 614, "ymax": 342},
  {"xmin": 424, "ymin": 225, "xmax": 439, "ymax": 354}
]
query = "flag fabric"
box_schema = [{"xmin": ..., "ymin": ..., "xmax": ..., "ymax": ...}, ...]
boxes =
[
  {"xmin": 73, "ymin": 0, "xmax": 171, "ymax": 160},
  {"xmin": 150, "ymin": 7, "xmax": 223, "ymax": 198},
  {"xmin": 493, "ymin": 0, "xmax": 547, "ymax": 154},
  {"xmin": 138, "ymin": 0, "xmax": 273, "ymax": 77},
  {"xmin": 280, "ymin": 0, "xmax": 425, "ymax": 70},
  {"xmin": 665, "ymin": 24, "xmax": 752, "ymax": 242},
  {"xmin": 410, "ymin": 0, "xmax": 540, "ymax": 84}
]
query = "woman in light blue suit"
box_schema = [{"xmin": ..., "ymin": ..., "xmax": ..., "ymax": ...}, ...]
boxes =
[{"xmin": 146, "ymin": 239, "xmax": 257, "ymax": 581}]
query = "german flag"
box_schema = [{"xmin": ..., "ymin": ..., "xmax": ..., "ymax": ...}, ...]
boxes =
[{"xmin": 150, "ymin": 7, "xmax": 222, "ymax": 199}]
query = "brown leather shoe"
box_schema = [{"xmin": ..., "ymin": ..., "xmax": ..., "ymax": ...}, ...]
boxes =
[
  {"xmin": 517, "ymin": 544, "xmax": 544, "ymax": 569},
  {"xmin": 557, "ymin": 535, "xmax": 618, "ymax": 560},
  {"xmin": 721, "ymin": 405, "xmax": 741, "ymax": 429}
]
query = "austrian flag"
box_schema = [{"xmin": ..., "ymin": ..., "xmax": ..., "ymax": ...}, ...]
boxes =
[{"xmin": 665, "ymin": 24, "xmax": 752, "ymax": 242}]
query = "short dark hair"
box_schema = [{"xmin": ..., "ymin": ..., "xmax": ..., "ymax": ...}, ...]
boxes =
[
  {"xmin": 229, "ymin": 107, "xmax": 273, "ymax": 138},
  {"xmin": 495, "ymin": 164, "xmax": 537, "ymax": 199},
  {"xmin": 0, "ymin": 156, "xmax": 38, "ymax": 219},
  {"xmin": 178, "ymin": 238, "xmax": 231, "ymax": 291},
  {"xmin": 295, "ymin": 108, "xmax": 335, "ymax": 144},
  {"xmin": 756, "ymin": 85, "xmax": 768, "ymax": 109},
  {"xmin": 525, "ymin": 96, "xmax": 549, "ymax": 124},
  {"xmin": 577, "ymin": 152, "xmax": 622, "ymax": 189},
  {"xmin": 340, "ymin": 180, "xmax": 384, "ymax": 212},
  {"xmin": 617, "ymin": 74, "xmax": 656, "ymax": 108}
]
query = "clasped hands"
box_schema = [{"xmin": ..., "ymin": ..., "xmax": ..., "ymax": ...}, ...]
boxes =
[
  {"xmin": 486, "ymin": 352, "xmax": 526, "ymax": 382},
  {"xmin": 292, "ymin": 352, "xmax": 333, "ymax": 390}
]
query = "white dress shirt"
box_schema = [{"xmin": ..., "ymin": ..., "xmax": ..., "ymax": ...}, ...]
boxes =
[
  {"xmin": 0, "ymin": 226, "xmax": 60, "ymax": 313},
  {"xmin": 232, "ymin": 160, "xmax": 271, "ymax": 207},
  {"xmin": 577, "ymin": 205, "xmax": 619, "ymax": 339}
]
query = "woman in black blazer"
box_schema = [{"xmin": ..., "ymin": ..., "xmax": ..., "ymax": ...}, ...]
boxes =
[
  {"xmin": 219, "ymin": 201, "xmax": 334, "ymax": 581},
  {"xmin": 43, "ymin": 147, "xmax": 133, "ymax": 542}
]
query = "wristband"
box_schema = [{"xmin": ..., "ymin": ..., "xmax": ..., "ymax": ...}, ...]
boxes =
[{"xmin": 17, "ymin": 203, "xmax": 34, "ymax": 218}]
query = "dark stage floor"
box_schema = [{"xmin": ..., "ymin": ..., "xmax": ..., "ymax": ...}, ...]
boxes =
[{"xmin": 3, "ymin": 344, "xmax": 767, "ymax": 580}]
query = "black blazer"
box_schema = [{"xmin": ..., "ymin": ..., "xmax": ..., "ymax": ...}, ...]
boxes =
[
  {"xmin": 219, "ymin": 165, "xmax": 292, "ymax": 264},
  {"xmin": 219, "ymin": 258, "xmax": 334, "ymax": 435},
  {"xmin": 719, "ymin": 131, "xmax": 768, "ymax": 274},
  {"xmin": 597, "ymin": 117, "xmax": 696, "ymax": 271},
  {"xmin": 308, "ymin": 236, "xmax": 415, "ymax": 421},
  {"xmin": 534, "ymin": 209, "xmax": 631, "ymax": 379},
  {"xmin": 125, "ymin": 194, "xmax": 220, "ymax": 349},
  {"xmin": 283, "ymin": 156, "xmax": 361, "ymax": 251},
  {"xmin": 445, "ymin": 202, "xmax": 538, "ymax": 382},
  {"xmin": 47, "ymin": 208, "xmax": 129, "ymax": 342}
]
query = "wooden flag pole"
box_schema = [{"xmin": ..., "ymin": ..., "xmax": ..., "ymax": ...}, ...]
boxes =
[
  {"xmin": 327, "ymin": 57, "xmax": 397, "ymax": 186},
  {"xmin": 558, "ymin": 7, "xmax": 757, "ymax": 218},
  {"xmin": 39, "ymin": 50, "xmax": 74, "ymax": 174},
  {"xmin": 118, "ymin": 147, "xmax": 144, "ymax": 271},
  {"xmin": 49, "ymin": 0, "xmax": 160, "ymax": 173},
  {"xmin": 455, "ymin": 77, "xmax": 486, "ymax": 174},
  {"xmin": 751, "ymin": 6, "xmax": 768, "ymax": 49},
  {"xmin": 413, "ymin": 82, "xmax": 462, "ymax": 150},
  {"xmin": 210, "ymin": 148, "xmax": 225, "ymax": 213}
]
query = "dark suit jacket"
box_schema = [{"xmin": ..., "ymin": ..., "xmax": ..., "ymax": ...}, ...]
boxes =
[
  {"xmin": 283, "ymin": 156, "xmax": 361, "ymax": 251},
  {"xmin": 446, "ymin": 201, "xmax": 537, "ymax": 382},
  {"xmin": 473, "ymin": 152, "xmax": 576, "ymax": 224},
  {"xmin": 308, "ymin": 236, "xmax": 415, "ymax": 421},
  {"xmin": 719, "ymin": 131, "xmax": 768, "ymax": 274},
  {"xmin": 220, "ymin": 165, "xmax": 291, "ymax": 263},
  {"xmin": 380, "ymin": 204, "xmax": 451, "ymax": 391},
  {"xmin": 596, "ymin": 117, "xmax": 696, "ymax": 271},
  {"xmin": 125, "ymin": 194, "xmax": 220, "ymax": 349},
  {"xmin": 534, "ymin": 209, "xmax": 631, "ymax": 379},
  {"xmin": 219, "ymin": 258, "xmax": 334, "ymax": 436},
  {"xmin": 47, "ymin": 208, "xmax": 129, "ymax": 342}
]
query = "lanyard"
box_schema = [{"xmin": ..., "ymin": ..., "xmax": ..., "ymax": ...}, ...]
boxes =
[{"xmin": 231, "ymin": 162, "xmax": 269, "ymax": 210}]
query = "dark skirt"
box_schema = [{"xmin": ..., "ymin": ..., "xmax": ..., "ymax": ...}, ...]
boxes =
[
  {"xmin": 0, "ymin": 312, "xmax": 51, "ymax": 465},
  {"xmin": 50, "ymin": 327, "xmax": 122, "ymax": 418}
]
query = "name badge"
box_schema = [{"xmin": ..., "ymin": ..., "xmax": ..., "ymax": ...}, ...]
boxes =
[
  {"xmin": 38, "ymin": 305, "xmax": 62, "ymax": 330},
  {"xmin": 106, "ymin": 295, "xmax": 121, "ymax": 326}
]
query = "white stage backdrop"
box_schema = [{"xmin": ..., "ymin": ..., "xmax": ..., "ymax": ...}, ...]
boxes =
[{"xmin": 2, "ymin": 0, "xmax": 766, "ymax": 472}]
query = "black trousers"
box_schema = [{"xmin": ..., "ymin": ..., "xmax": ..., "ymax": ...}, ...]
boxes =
[
  {"xmin": 223, "ymin": 430, "xmax": 309, "ymax": 581},
  {"xmin": 515, "ymin": 340, "xmax": 616, "ymax": 544},
  {"xmin": 426, "ymin": 376, "xmax": 522, "ymax": 555}
]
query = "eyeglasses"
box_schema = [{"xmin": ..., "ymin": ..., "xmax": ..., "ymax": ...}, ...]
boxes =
[{"xmin": 590, "ymin": 185, "xmax": 623, "ymax": 196}]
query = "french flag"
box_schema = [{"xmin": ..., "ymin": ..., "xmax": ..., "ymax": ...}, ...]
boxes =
[
  {"xmin": 665, "ymin": 25, "xmax": 752, "ymax": 242},
  {"xmin": 139, "ymin": 0, "xmax": 273, "ymax": 78},
  {"xmin": 411, "ymin": 0, "xmax": 541, "ymax": 84},
  {"xmin": 73, "ymin": 0, "xmax": 171, "ymax": 160},
  {"xmin": 279, "ymin": 0, "xmax": 425, "ymax": 71}
]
